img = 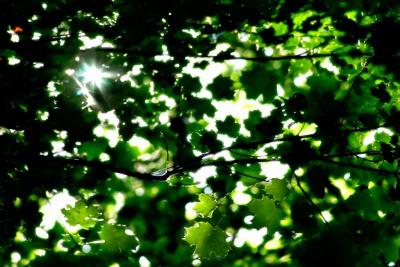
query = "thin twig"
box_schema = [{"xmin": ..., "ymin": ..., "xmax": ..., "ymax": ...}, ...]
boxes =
[
  {"xmin": 321, "ymin": 149, "xmax": 382, "ymax": 158},
  {"xmin": 318, "ymin": 158, "xmax": 397, "ymax": 176},
  {"xmin": 293, "ymin": 173, "xmax": 329, "ymax": 224},
  {"xmin": 161, "ymin": 132, "xmax": 170, "ymax": 164},
  {"xmin": 234, "ymin": 170, "xmax": 267, "ymax": 182},
  {"xmin": 340, "ymin": 60, "xmax": 369, "ymax": 104},
  {"xmin": 230, "ymin": 150, "xmax": 266, "ymax": 158}
]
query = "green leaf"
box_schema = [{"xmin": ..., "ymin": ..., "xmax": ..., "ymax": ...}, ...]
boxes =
[
  {"xmin": 265, "ymin": 179, "xmax": 289, "ymax": 200},
  {"xmin": 184, "ymin": 222, "xmax": 230, "ymax": 259},
  {"xmin": 216, "ymin": 116, "xmax": 240, "ymax": 137},
  {"xmin": 243, "ymin": 110, "xmax": 265, "ymax": 140},
  {"xmin": 1, "ymin": 49, "xmax": 17, "ymax": 58},
  {"xmin": 370, "ymin": 84, "xmax": 391, "ymax": 103},
  {"xmin": 305, "ymin": 165, "xmax": 332, "ymax": 199},
  {"xmin": 179, "ymin": 74, "xmax": 202, "ymax": 93},
  {"xmin": 278, "ymin": 140, "xmax": 316, "ymax": 166},
  {"xmin": 113, "ymin": 141, "xmax": 141, "ymax": 169},
  {"xmin": 99, "ymin": 223, "xmax": 139, "ymax": 254},
  {"xmin": 207, "ymin": 76, "xmax": 235, "ymax": 100},
  {"xmin": 234, "ymin": 164, "xmax": 263, "ymax": 186},
  {"xmin": 248, "ymin": 196, "xmax": 281, "ymax": 232},
  {"xmin": 241, "ymin": 65, "xmax": 278, "ymax": 102},
  {"xmin": 307, "ymin": 72, "xmax": 340, "ymax": 95},
  {"xmin": 62, "ymin": 200, "xmax": 101, "ymax": 229},
  {"xmin": 271, "ymin": 22, "xmax": 289, "ymax": 36},
  {"xmin": 244, "ymin": 110, "xmax": 263, "ymax": 131},
  {"xmin": 189, "ymin": 97, "xmax": 217, "ymax": 119},
  {"xmin": 78, "ymin": 138, "xmax": 108, "ymax": 160},
  {"xmin": 193, "ymin": 194, "xmax": 217, "ymax": 217},
  {"xmin": 192, "ymin": 131, "xmax": 223, "ymax": 151}
]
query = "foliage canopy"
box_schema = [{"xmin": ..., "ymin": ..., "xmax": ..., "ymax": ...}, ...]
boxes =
[{"xmin": 2, "ymin": 0, "xmax": 400, "ymax": 266}]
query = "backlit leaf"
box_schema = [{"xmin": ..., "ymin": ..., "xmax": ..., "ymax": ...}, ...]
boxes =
[
  {"xmin": 265, "ymin": 179, "xmax": 289, "ymax": 200},
  {"xmin": 241, "ymin": 65, "xmax": 279, "ymax": 102},
  {"xmin": 184, "ymin": 222, "xmax": 230, "ymax": 259},
  {"xmin": 99, "ymin": 224, "xmax": 139, "ymax": 254},
  {"xmin": 193, "ymin": 193, "xmax": 217, "ymax": 217},
  {"xmin": 62, "ymin": 200, "xmax": 101, "ymax": 229},
  {"xmin": 249, "ymin": 196, "xmax": 282, "ymax": 232}
]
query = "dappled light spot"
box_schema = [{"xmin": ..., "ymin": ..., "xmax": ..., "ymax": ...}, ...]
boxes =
[
  {"xmin": 234, "ymin": 228, "xmax": 268, "ymax": 248},
  {"xmin": 35, "ymin": 227, "xmax": 49, "ymax": 239},
  {"xmin": 139, "ymin": 256, "xmax": 151, "ymax": 267}
]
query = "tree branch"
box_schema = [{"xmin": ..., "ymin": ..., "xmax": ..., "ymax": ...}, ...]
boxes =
[
  {"xmin": 27, "ymin": 155, "xmax": 168, "ymax": 181},
  {"xmin": 14, "ymin": 123, "xmax": 395, "ymax": 183},
  {"xmin": 82, "ymin": 47, "xmax": 372, "ymax": 62},
  {"xmin": 318, "ymin": 158, "xmax": 397, "ymax": 175},
  {"xmin": 168, "ymin": 157, "xmax": 280, "ymax": 176},
  {"xmin": 194, "ymin": 123, "xmax": 389, "ymax": 162},
  {"xmin": 321, "ymin": 150, "xmax": 382, "ymax": 158}
]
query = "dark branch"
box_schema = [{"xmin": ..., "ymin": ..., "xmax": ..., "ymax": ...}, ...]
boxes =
[
  {"xmin": 321, "ymin": 150, "xmax": 382, "ymax": 158},
  {"xmin": 318, "ymin": 158, "xmax": 397, "ymax": 175},
  {"xmin": 13, "ymin": 123, "xmax": 395, "ymax": 183},
  {"xmin": 234, "ymin": 170, "xmax": 267, "ymax": 182},
  {"xmin": 195, "ymin": 123, "xmax": 389, "ymax": 162},
  {"xmin": 28, "ymin": 155, "xmax": 168, "ymax": 181},
  {"xmin": 82, "ymin": 47, "xmax": 372, "ymax": 62},
  {"xmin": 168, "ymin": 158, "xmax": 280, "ymax": 176}
]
